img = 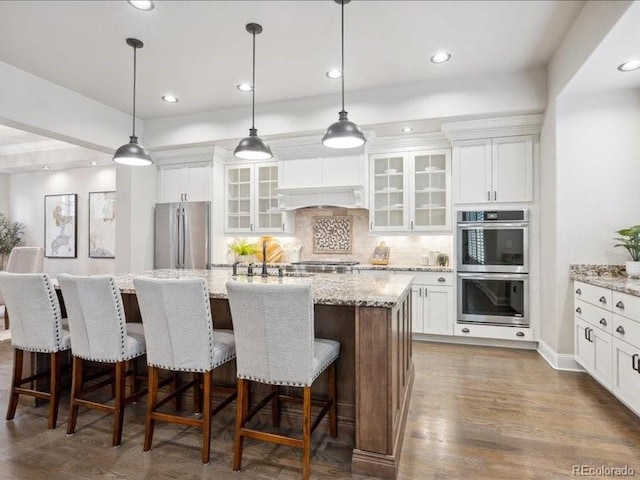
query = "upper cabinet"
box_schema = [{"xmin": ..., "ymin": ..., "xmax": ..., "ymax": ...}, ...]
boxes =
[
  {"xmin": 453, "ymin": 135, "xmax": 533, "ymax": 204},
  {"xmin": 159, "ymin": 164, "xmax": 211, "ymax": 203},
  {"xmin": 224, "ymin": 162, "xmax": 294, "ymax": 234},
  {"xmin": 369, "ymin": 148, "xmax": 451, "ymax": 232}
]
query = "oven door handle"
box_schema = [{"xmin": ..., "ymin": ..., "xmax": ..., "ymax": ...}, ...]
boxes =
[
  {"xmin": 457, "ymin": 272, "xmax": 529, "ymax": 280},
  {"xmin": 457, "ymin": 222, "xmax": 529, "ymax": 228}
]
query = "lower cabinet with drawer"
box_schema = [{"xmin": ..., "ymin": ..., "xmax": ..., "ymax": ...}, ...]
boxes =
[
  {"xmin": 574, "ymin": 280, "xmax": 640, "ymax": 416},
  {"xmin": 412, "ymin": 273, "xmax": 454, "ymax": 335},
  {"xmin": 455, "ymin": 323, "xmax": 533, "ymax": 341}
]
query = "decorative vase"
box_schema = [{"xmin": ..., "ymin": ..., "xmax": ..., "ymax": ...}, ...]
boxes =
[{"xmin": 627, "ymin": 261, "xmax": 640, "ymax": 279}]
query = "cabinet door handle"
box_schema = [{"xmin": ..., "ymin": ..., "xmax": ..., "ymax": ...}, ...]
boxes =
[
  {"xmin": 487, "ymin": 191, "xmax": 490, "ymax": 201},
  {"xmin": 599, "ymin": 318, "xmax": 607, "ymax": 327},
  {"xmin": 370, "ymin": 221, "xmax": 373, "ymax": 230},
  {"xmin": 461, "ymin": 327, "xmax": 470, "ymax": 333},
  {"xmin": 515, "ymin": 331, "xmax": 525, "ymax": 337},
  {"xmin": 587, "ymin": 328, "xmax": 593, "ymax": 342},
  {"xmin": 282, "ymin": 223, "xmax": 285, "ymax": 231},
  {"xmin": 180, "ymin": 193, "xmax": 184, "ymax": 201},
  {"xmin": 599, "ymin": 296, "xmax": 607, "ymax": 305},
  {"xmin": 616, "ymin": 301, "xmax": 625, "ymax": 310},
  {"xmin": 438, "ymin": 277, "xmax": 446, "ymax": 283},
  {"xmin": 632, "ymin": 354, "xmax": 639, "ymax": 372},
  {"xmin": 493, "ymin": 191, "xmax": 497, "ymax": 201},
  {"xmin": 410, "ymin": 220, "xmax": 414, "ymax": 230},
  {"xmin": 250, "ymin": 223, "xmax": 254, "ymax": 231},
  {"xmin": 575, "ymin": 288, "xmax": 582, "ymax": 295},
  {"xmin": 575, "ymin": 307, "xmax": 582, "ymax": 314},
  {"xmin": 184, "ymin": 193, "xmax": 188, "ymax": 202},
  {"xmin": 616, "ymin": 326, "xmax": 625, "ymax": 335},
  {"xmin": 418, "ymin": 288, "xmax": 421, "ymax": 297}
]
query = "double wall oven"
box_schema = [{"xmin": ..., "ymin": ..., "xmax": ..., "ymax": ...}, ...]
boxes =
[{"xmin": 457, "ymin": 210, "xmax": 529, "ymax": 327}]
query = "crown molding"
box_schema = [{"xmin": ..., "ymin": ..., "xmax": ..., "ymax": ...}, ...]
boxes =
[
  {"xmin": 441, "ymin": 114, "xmax": 543, "ymax": 141},
  {"xmin": 368, "ymin": 132, "xmax": 450, "ymax": 153}
]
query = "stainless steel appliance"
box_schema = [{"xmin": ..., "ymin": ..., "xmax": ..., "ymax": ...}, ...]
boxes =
[
  {"xmin": 457, "ymin": 209, "xmax": 529, "ymax": 327},
  {"xmin": 457, "ymin": 272, "xmax": 529, "ymax": 326},
  {"xmin": 154, "ymin": 202, "xmax": 210, "ymax": 269},
  {"xmin": 457, "ymin": 210, "xmax": 529, "ymax": 273},
  {"xmin": 285, "ymin": 260, "xmax": 359, "ymax": 274}
]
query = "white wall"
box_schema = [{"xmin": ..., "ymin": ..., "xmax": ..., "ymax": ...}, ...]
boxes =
[
  {"xmin": 0, "ymin": 174, "xmax": 8, "ymax": 216},
  {"xmin": 144, "ymin": 69, "xmax": 547, "ymax": 149},
  {"xmin": 9, "ymin": 166, "xmax": 116, "ymax": 277}
]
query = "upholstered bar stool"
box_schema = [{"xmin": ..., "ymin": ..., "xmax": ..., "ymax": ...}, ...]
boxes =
[
  {"xmin": 226, "ymin": 281, "xmax": 339, "ymax": 480},
  {"xmin": 58, "ymin": 274, "xmax": 147, "ymax": 447},
  {"xmin": 0, "ymin": 272, "xmax": 70, "ymax": 429},
  {"xmin": 1, "ymin": 246, "xmax": 44, "ymax": 329},
  {"xmin": 133, "ymin": 277, "xmax": 237, "ymax": 464}
]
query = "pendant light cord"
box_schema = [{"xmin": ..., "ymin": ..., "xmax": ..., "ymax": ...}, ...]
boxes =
[
  {"xmin": 252, "ymin": 28, "xmax": 256, "ymax": 130},
  {"xmin": 132, "ymin": 44, "xmax": 137, "ymax": 138},
  {"xmin": 341, "ymin": 0, "xmax": 345, "ymax": 113}
]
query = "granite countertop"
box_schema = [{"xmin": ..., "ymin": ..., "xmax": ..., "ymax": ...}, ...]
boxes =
[
  {"xmin": 113, "ymin": 269, "xmax": 413, "ymax": 308},
  {"xmin": 212, "ymin": 262, "xmax": 454, "ymax": 273},
  {"xmin": 569, "ymin": 264, "xmax": 640, "ymax": 297}
]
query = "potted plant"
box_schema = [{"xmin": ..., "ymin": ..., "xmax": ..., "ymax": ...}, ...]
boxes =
[
  {"xmin": 0, "ymin": 213, "xmax": 25, "ymax": 270},
  {"xmin": 228, "ymin": 238, "xmax": 258, "ymax": 264},
  {"xmin": 614, "ymin": 225, "xmax": 640, "ymax": 278}
]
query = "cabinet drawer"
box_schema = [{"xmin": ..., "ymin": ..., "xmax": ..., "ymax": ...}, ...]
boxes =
[
  {"xmin": 454, "ymin": 324, "xmax": 532, "ymax": 341},
  {"xmin": 574, "ymin": 281, "xmax": 612, "ymax": 310},
  {"xmin": 412, "ymin": 272, "xmax": 453, "ymax": 286},
  {"xmin": 574, "ymin": 299, "xmax": 612, "ymax": 334},
  {"xmin": 612, "ymin": 291, "xmax": 640, "ymax": 322},
  {"xmin": 613, "ymin": 314, "xmax": 640, "ymax": 349}
]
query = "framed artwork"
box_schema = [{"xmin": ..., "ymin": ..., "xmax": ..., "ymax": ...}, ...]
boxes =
[
  {"xmin": 313, "ymin": 216, "xmax": 352, "ymax": 254},
  {"xmin": 89, "ymin": 191, "xmax": 116, "ymax": 258},
  {"xmin": 44, "ymin": 194, "xmax": 77, "ymax": 258}
]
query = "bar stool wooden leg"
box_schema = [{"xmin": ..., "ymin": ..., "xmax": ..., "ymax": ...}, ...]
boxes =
[
  {"xmin": 144, "ymin": 366, "xmax": 159, "ymax": 452},
  {"xmin": 302, "ymin": 386, "xmax": 312, "ymax": 480},
  {"xmin": 67, "ymin": 356, "xmax": 83, "ymax": 435},
  {"xmin": 233, "ymin": 378, "xmax": 249, "ymax": 471},
  {"xmin": 113, "ymin": 361, "xmax": 126, "ymax": 447},
  {"xmin": 271, "ymin": 385, "xmax": 280, "ymax": 427},
  {"xmin": 48, "ymin": 351, "xmax": 62, "ymax": 429},
  {"xmin": 201, "ymin": 371, "xmax": 212, "ymax": 464},
  {"xmin": 4, "ymin": 308, "xmax": 9, "ymax": 330},
  {"xmin": 328, "ymin": 362, "xmax": 337, "ymax": 438},
  {"xmin": 6, "ymin": 348, "xmax": 23, "ymax": 421}
]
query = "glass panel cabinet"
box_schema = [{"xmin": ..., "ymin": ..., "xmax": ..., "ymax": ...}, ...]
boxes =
[{"xmin": 369, "ymin": 149, "xmax": 451, "ymax": 232}]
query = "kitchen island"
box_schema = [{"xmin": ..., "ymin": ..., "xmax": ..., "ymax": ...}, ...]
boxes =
[{"xmin": 100, "ymin": 269, "xmax": 413, "ymax": 479}]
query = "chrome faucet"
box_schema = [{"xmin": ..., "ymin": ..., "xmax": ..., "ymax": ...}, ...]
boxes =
[{"xmin": 232, "ymin": 261, "xmax": 240, "ymax": 276}]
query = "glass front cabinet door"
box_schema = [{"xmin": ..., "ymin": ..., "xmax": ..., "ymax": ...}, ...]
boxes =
[
  {"xmin": 370, "ymin": 153, "xmax": 409, "ymax": 232},
  {"xmin": 409, "ymin": 149, "xmax": 451, "ymax": 231},
  {"xmin": 225, "ymin": 165, "xmax": 253, "ymax": 233}
]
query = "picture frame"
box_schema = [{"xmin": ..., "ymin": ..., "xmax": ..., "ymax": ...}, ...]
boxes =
[
  {"xmin": 372, "ymin": 242, "xmax": 390, "ymax": 265},
  {"xmin": 44, "ymin": 193, "xmax": 77, "ymax": 258},
  {"xmin": 89, "ymin": 191, "xmax": 116, "ymax": 258}
]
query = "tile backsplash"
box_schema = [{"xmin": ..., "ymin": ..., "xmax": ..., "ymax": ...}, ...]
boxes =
[{"xmin": 283, "ymin": 207, "xmax": 452, "ymax": 266}]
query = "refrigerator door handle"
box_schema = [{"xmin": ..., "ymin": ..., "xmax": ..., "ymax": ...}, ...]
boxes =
[
  {"xmin": 176, "ymin": 207, "xmax": 182, "ymax": 268},
  {"xmin": 182, "ymin": 205, "xmax": 187, "ymax": 269}
]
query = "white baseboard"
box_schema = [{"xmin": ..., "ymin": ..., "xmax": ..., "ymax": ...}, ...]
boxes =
[{"xmin": 537, "ymin": 340, "xmax": 584, "ymax": 372}]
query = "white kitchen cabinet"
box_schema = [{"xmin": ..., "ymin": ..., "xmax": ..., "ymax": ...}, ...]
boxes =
[
  {"xmin": 412, "ymin": 273, "xmax": 454, "ymax": 336},
  {"xmin": 575, "ymin": 317, "xmax": 594, "ymax": 372},
  {"xmin": 159, "ymin": 164, "xmax": 211, "ymax": 203},
  {"xmin": 369, "ymin": 149, "xmax": 451, "ymax": 233},
  {"xmin": 612, "ymin": 337, "xmax": 640, "ymax": 416},
  {"xmin": 453, "ymin": 135, "xmax": 532, "ymax": 204},
  {"xmin": 225, "ymin": 162, "xmax": 294, "ymax": 235}
]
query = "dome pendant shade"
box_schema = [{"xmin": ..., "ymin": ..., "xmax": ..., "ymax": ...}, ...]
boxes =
[
  {"xmin": 113, "ymin": 37, "xmax": 153, "ymax": 166},
  {"xmin": 234, "ymin": 128, "xmax": 273, "ymax": 160},
  {"xmin": 322, "ymin": 110, "xmax": 366, "ymax": 149},
  {"xmin": 113, "ymin": 136, "xmax": 153, "ymax": 166},
  {"xmin": 234, "ymin": 23, "xmax": 272, "ymax": 160}
]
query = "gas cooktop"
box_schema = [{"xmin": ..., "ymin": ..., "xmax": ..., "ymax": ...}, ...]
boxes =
[
  {"xmin": 291, "ymin": 260, "xmax": 360, "ymax": 266},
  {"xmin": 286, "ymin": 260, "xmax": 359, "ymax": 273}
]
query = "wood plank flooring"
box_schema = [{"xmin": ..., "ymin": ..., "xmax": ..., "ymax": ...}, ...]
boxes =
[{"xmin": 0, "ymin": 339, "xmax": 638, "ymax": 479}]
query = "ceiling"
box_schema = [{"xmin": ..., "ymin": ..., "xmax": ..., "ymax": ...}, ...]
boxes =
[{"xmin": 0, "ymin": 0, "xmax": 584, "ymax": 120}]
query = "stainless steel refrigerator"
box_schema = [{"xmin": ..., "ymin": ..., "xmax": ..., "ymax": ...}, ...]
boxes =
[{"xmin": 154, "ymin": 202, "xmax": 210, "ymax": 269}]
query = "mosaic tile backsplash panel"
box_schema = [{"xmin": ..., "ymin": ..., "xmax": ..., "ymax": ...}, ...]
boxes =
[{"xmin": 313, "ymin": 216, "xmax": 352, "ymax": 253}]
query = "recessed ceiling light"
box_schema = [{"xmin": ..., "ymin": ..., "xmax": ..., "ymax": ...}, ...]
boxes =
[
  {"xmin": 618, "ymin": 59, "xmax": 640, "ymax": 72},
  {"xmin": 42, "ymin": 166, "xmax": 50, "ymax": 170},
  {"xmin": 430, "ymin": 52, "xmax": 451, "ymax": 64},
  {"xmin": 90, "ymin": 161, "xmax": 98, "ymax": 166},
  {"xmin": 127, "ymin": 0, "xmax": 154, "ymax": 11},
  {"xmin": 162, "ymin": 94, "xmax": 179, "ymax": 103},
  {"xmin": 326, "ymin": 69, "xmax": 342, "ymax": 79},
  {"xmin": 237, "ymin": 83, "xmax": 253, "ymax": 92},
  {"xmin": 402, "ymin": 127, "xmax": 413, "ymax": 133}
]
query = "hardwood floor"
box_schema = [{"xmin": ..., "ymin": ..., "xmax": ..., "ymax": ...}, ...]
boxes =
[{"xmin": 0, "ymin": 340, "xmax": 638, "ymax": 479}]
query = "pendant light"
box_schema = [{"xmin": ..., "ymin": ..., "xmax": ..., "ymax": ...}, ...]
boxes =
[
  {"xmin": 234, "ymin": 23, "xmax": 273, "ymax": 160},
  {"xmin": 322, "ymin": 0, "xmax": 366, "ymax": 149},
  {"xmin": 113, "ymin": 38, "xmax": 153, "ymax": 166}
]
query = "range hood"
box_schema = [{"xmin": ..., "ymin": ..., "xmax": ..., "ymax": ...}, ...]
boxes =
[{"xmin": 276, "ymin": 184, "xmax": 366, "ymax": 210}]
